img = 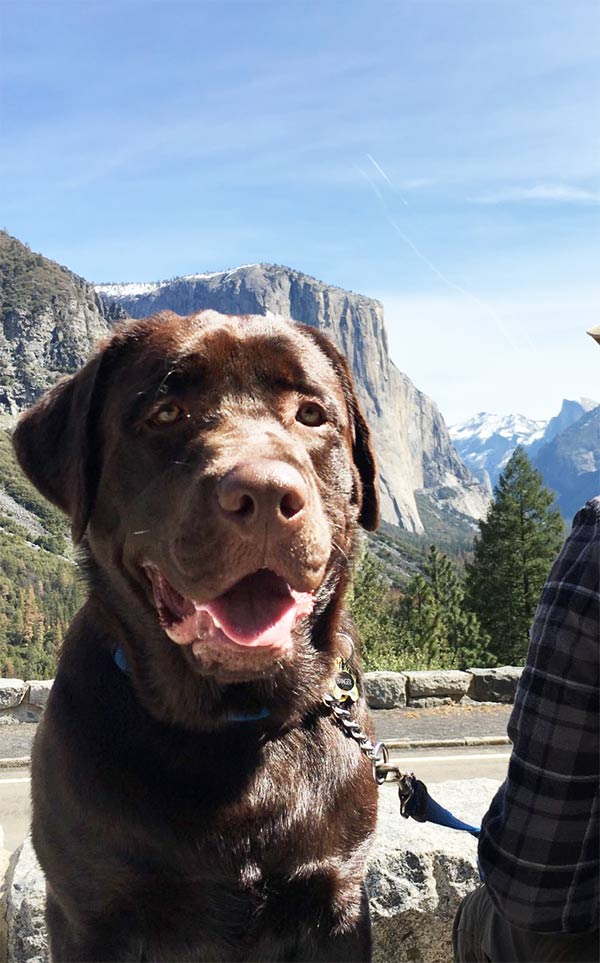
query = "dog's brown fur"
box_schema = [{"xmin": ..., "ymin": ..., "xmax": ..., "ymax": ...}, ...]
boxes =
[{"xmin": 13, "ymin": 310, "xmax": 379, "ymax": 962}]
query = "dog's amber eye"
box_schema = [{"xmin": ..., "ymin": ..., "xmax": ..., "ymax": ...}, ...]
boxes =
[
  {"xmin": 149, "ymin": 403, "xmax": 185, "ymax": 427},
  {"xmin": 296, "ymin": 402, "xmax": 326, "ymax": 427}
]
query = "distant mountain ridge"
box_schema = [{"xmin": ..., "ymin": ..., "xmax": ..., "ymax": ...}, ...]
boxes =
[
  {"xmin": 533, "ymin": 406, "xmax": 600, "ymax": 520},
  {"xmin": 450, "ymin": 412, "xmax": 547, "ymax": 492},
  {"xmin": 451, "ymin": 399, "xmax": 599, "ymax": 517},
  {"xmin": 534, "ymin": 398, "xmax": 598, "ymax": 450},
  {"xmin": 97, "ymin": 262, "xmax": 490, "ymax": 535}
]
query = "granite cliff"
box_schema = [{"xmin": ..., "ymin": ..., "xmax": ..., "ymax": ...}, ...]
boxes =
[
  {"xmin": 0, "ymin": 232, "xmax": 124, "ymax": 416},
  {"xmin": 97, "ymin": 265, "xmax": 489, "ymax": 532}
]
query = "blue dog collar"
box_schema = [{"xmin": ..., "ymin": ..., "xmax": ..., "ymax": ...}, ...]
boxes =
[
  {"xmin": 226, "ymin": 707, "xmax": 271, "ymax": 722},
  {"xmin": 112, "ymin": 646, "xmax": 270, "ymax": 724},
  {"xmin": 113, "ymin": 645, "xmax": 131, "ymax": 673}
]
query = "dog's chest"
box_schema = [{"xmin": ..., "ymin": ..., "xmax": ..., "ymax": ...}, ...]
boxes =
[
  {"xmin": 159, "ymin": 723, "xmax": 365, "ymax": 871},
  {"xmin": 122, "ymin": 731, "xmax": 371, "ymax": 959}
]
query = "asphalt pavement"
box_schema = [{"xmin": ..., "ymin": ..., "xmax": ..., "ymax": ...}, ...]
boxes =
[
  {"xmin": 0, "ymin": 744, "xmax": 511, "ymax": 857},
  {"xmin": 373, "ymin": 702, "xmax": 511, "ymax": 745},
  {"xmin": 0, "ymin": 704, "xmax": 512, "ymax": 765}
]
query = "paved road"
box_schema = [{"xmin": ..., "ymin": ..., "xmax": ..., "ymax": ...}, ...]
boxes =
[
  {"xmin": 1, "ymin": 767, "xmax": 31, "ymax": 852},
  {"xmin": 0, "ymin": 705, "xmax": 512, "ymax": 762},
  {"xmin": 387, "ymin": 744, "xmax": 509, "ymax": 785},
  {"xmin": 0, "ymin": 746, "xmax": 509, "ymax": 857},
  {"xmin": 374, "ymin": 703, "xmax": 511, "ymax": 743}
]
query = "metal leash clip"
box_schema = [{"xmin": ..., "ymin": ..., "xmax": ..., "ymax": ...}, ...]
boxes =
[
  {"xmin": 397, "ymin": 772, "xmax": 417, "ymax": 818},
  {"xmin": 370, "ymin": 742, "xmax": 389, "ymax": 784},
  {"xmin": 373, "ymin": 761, "xmax": 403, "ymax": 784}
]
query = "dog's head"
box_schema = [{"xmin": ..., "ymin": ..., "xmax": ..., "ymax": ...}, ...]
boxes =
[{"xmin": 13, "ymin": 310, "xmax": 378, "ymax": 728}]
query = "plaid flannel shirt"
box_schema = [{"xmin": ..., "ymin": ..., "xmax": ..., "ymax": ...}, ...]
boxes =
[{"xmin": 478, "ymin": 497, "xmax": 600, "ymax": 934}]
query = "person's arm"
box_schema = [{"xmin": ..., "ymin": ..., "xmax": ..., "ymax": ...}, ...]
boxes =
[{"xmin": 478, "ymin": 498, "xmax": 600, "ymax": 933}]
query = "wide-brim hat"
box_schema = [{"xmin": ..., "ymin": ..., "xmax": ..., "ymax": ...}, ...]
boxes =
[{"xmin": 587, "ymin": 323, "xmax": 600, "ymax": 344}]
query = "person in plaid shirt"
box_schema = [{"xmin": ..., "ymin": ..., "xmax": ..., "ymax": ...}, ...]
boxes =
[{"xmin": 453, "ymin": 495, "xmax": 599, "ymax": 962}]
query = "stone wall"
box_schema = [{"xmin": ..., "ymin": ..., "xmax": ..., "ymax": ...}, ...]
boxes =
[
  {"xmin": 2, "ymin": 779, "xmax": 500, "ymax": 963},
  {"xmin": 0, "ymin": 669, "xmax": 522, "ymax": 724},
  {"xmin": 0, "ymin": 681, "xmax": 52, "ymax": 725},
  {"xmin": 364, "ymin": 667, "xmax": 522, "ymax": 709}
]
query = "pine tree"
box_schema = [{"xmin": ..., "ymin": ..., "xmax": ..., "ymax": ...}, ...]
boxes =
[
  {"xmin": 398, "ymin": 546, "xmax": 486, "ymax": 668},
  {"xmin": 349, "ymin": 552, "xmax": 404, "ymax": 670},
  {"xmin": 465, "ymin": 447, "xmax": 565, "ymax": 664}
]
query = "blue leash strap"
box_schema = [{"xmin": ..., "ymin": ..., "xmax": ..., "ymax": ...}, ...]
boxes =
[{"xmin": 399, "ymin": 774, "xmax": 480, "ymax": 838}]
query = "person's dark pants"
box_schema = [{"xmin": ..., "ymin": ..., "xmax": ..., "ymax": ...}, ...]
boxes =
[{"xmin": 453, "ymin": 884, "xmax": 599, "ymax": 963}]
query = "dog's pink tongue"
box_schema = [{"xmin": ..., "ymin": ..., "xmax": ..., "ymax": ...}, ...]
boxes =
[{"xmin": 203, "ymin": 571, "xmax": 313, "ymax": 648}]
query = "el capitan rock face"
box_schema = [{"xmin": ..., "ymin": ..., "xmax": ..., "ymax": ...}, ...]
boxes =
[
  {"xmin": 0, "ymin": 234, "xmax": 488, "ymax": 535},
  {"xmin": 97, "ymin": 265, "xmax": 489, "ymax": 533}
]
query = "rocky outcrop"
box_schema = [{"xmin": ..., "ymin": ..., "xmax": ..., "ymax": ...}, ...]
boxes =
[
  {"xmin": 97, "ymin": 265, "xmax": 489, "ymax": 533},
  {"xmin": 369, "ymin": 779, "xmax": 496, "ymax": 963},
  {"xmin": 3, "ymin": 838, "xmax": 48, "ymax": 963},
  {"xmin": 0, "ymin": 232, "xmax": 125, "ymax": 416},
  {"xmin": 4, "ymin": 780, "xmax": 498, "ymax": 963}
]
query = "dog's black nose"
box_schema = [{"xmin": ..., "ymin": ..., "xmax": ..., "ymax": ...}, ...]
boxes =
[{"xmin": 217, "ymin": 460, "xmax": 307, "ymax": 534}]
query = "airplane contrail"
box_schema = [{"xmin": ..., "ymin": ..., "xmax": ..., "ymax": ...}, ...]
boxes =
[
  {"xmin": 357, "ymin": 161, "xmax": 524, "ymax": 354},
  {"xmin": 366, "ymin": 153, "xmax": 409, "ymax": 205}
]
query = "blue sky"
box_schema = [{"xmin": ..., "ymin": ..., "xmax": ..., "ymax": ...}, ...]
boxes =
[{"xmin": 2, "ymin": 0, "xmax": 599, "ymax": 423}]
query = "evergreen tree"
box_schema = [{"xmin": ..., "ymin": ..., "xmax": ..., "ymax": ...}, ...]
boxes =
[
  {"xmin": 348, "ymin": 552, "xmax": 404, "ymax": 670},
  {"xmin": 398, "ymin": 545, "xmax": 486, "ymax": 669},
  {"xmin": 465, "ymin": 447, "xmax": 564, "ymax": 664}
]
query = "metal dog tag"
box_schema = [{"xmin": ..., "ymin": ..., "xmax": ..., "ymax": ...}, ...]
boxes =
[{"xmin": 332, "ymin": 657, "xmax": 359, "ymax": 703}]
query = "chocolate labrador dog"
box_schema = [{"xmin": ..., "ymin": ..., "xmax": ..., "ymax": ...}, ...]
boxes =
[{"xmin": 13, "ymin": 309, "xmax": 380, "ymax": 962}]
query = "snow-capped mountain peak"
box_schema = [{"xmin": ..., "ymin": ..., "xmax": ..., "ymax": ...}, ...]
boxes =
[
  {"xmin": 449, "ymin": 412, "xmax": 546, "ymax": 447},
  {"xmin": 95, "ymin": 265, "xmax": 262, "ymax": 302},
  {"xmin": 450, "ymin": 399, "xmax": 598, "ymax": 494}
]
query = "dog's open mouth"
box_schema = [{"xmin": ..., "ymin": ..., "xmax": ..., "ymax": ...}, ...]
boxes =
[{"xmin": 143, "ymin": 565, "xmax": 315, "ymax": 653}]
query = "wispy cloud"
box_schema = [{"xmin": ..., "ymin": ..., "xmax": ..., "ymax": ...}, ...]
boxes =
[
  {"xmin": 472, "ymin": 184, "xmax": 600, "ymax": 205},
  {"xmin": 400, "ymin": 177, "xmax": 437, "ymax": 190}
]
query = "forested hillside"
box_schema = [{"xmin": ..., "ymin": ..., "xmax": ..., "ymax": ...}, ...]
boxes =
[{"xmin": 0, "ymin": 429, "xmax": 83, "ymax": 678}]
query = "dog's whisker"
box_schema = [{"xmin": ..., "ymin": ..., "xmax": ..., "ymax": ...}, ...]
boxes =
[
  {"xmin": 332, "ymin": 539, "xmax": 350, "ymax": 563},
  {"xmin": 130, "ymin": 530, "xmax": 151, "ymax": 536},
  {"xmin": 155, "ymin": 367, "xmax": 179, "ymax": 399}
]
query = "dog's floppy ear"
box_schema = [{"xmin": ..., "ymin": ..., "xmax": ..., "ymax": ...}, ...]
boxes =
[
  {"xmin": 12, "ymin": 348, "xmax": 109, "ymax": 544},
  {"xmin": 299, "ymin": 324, "xmax": 379, "ymax": 531}
]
